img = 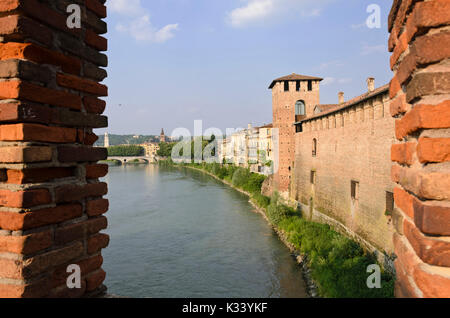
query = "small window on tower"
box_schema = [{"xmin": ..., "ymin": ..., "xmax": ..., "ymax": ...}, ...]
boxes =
[
  {"xmin": 312, "ymin": 138, "xmax": 317, "ymax": 157},
  {"xmin": 284, "ymin": 81, "xmax": 289, "ymax": 91},
  {"xmin": 310, "ymin": 171, "xmax": 316, "ymax": 184},
  {"xmin": 351, "ymin": 181, "xmax": 359, "ymax": 200},
  {"xmin": 308, "ymin": 80, "xmax": 313, "ymax": 91},
  {"xmin": 386, "ymin": 191, "xmax": 394, "ymax": 215},
  {"xmin": 296, "ymin": 81, "xmax": 301, "ymax": 91}
]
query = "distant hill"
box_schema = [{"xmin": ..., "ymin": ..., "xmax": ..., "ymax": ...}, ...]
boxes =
[{"xmin": 95, "ymin": 134, "xmax": 160, "ymax": 147}]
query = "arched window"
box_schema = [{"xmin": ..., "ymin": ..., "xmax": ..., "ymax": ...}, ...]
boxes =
[
  {"xmin": 312, "ymin": 138, "xmax": 317, "ymax": 157},
  {"xmin": 295, "ymin": 100, "xmax": 305, "ymax": 116}
]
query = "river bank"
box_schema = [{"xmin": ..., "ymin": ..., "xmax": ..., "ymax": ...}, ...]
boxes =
[{"xmin": 162, "ymin": 161, "xmax": 395, "ymax": 298}]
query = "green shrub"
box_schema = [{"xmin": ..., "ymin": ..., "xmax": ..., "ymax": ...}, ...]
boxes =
[
  {"xmin": 231, "ymin": 168, "xmax": 250, "ymax": 188},
  {"xmin": 252, "ymin": 193, "xmax": 271, "ymax": 209},
  {"xmin": 107, "ymin": 145, "xmax": 144, "ymax": 156},
  {"xmin": 243, "ymin": 173, "xmax": 266, "ymax": 194}
]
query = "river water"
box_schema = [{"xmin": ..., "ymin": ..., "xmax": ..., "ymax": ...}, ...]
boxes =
[{"xmin": 102, "ymin": 164, "xmax": 307, "ymax": 298}]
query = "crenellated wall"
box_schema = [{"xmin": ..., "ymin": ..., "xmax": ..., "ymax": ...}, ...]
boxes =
[
  {"xmin": 0, "ymin": 0, "xmax": 109, "ymax": 297},
  {"xmin": 291, "ymin": 85, "xmax": 397, "ymax": 260},
  {"xmin": 388, "ymin": 0, "xmax": 450, "ymax": 297}
]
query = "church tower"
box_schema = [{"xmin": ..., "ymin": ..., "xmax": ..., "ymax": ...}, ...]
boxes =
[
  {"xmin": 104, "ymin": 132, "xmax": 109, "ymax": 148},
  {"xmin": 160, "ymin": 128, "xmax": 166, "ymax": 143},
  {"xmin": 269, "ymin": 73, "xmax": 322, "ymax": 196}
]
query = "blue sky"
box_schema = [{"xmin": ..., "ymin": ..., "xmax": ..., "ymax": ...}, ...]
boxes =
[{"xmin": 101, "ymin": 0, "xmax": 393, "ymax": 136}]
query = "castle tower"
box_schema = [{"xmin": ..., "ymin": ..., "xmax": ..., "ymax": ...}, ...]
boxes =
[
  {"xmin": 104, "ymin": 132, "xmax": 110, "ymax": 148},
  {"xmin": 160, "ymin": 128, "xmax": 166, "ymax": 143},
  {"xmin": 269, "ymin": 73, "xmax": 322, "ymax": 195}
]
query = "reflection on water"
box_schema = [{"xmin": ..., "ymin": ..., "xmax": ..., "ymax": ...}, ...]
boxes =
[{"xmin": 102, "ymin": 165, "xmax": 307, "ymax": 298}]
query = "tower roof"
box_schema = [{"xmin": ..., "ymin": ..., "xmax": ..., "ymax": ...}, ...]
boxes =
[
  {"xmin": 160, "ymin": 128, "xmax": 165, "ymax": 135},
  {"xmin": 269, "ymin": 73, "xmax": 323, "ymax": 89}
]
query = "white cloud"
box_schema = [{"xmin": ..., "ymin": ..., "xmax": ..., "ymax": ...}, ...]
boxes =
[
  {"xmin": 227, "ymin": 0, "xmax": 331, "ymax": 28},
  {"xmin": 319, "ymin": 60, "xmax": 344, "ymax": 70},
  {"xmin": 361, "ymin": 43, "xmax": 386, "ymax": 55},
  {"xmin": 338, "ymin": 78, "xmax": 352, "ymax": 84},
  {"xmin": 322, "ymin": 77, "xmax": 335, "ymax": 86},
  {"xmin": 321, "ymin": 77, "xmax": 352, "ymax": 86},
  {"xmin": 108, "ymin": 0, "xmax": 179, "ymax": 43}
]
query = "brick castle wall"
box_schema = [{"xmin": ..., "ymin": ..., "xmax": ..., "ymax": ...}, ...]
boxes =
[
  {"xmin": 291, "ymin": 89, "xmax": 396, "ymax": 256},
  {"xmin": 0, "ymin": 0, "xmax": 109, "ymax": 297},
  {"xmin": 388, "ymin": 0, "xmax": 450, "ymax": 297}
]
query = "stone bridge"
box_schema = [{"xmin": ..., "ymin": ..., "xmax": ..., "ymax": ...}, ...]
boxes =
[{"xmin": 108, "ymin": 156, "xmax": 158, "ymax": 164}]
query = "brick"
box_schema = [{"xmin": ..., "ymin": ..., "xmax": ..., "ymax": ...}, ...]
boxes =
[
  {"xmin": 87, "ymin": 233, "xmax": 109, "ymax": 254},
  {"xmin": 57, "ymin": 73, "xmax": 108, "ymax": 96},
  {"xmin": 414, "ymin": 200, "xmax": 450, "ymax": 236},
  {"xmin": 389, "ymin": 76, "xmax": 402, "ymax": 99},
  {"xmin": 0, "ymin": 80, "xmax": 82, "ymax": 110},
  {"xmin": 0, "ymin": 188, "xmax": 51, "ymax": 208},
  {"xmin": 5, "ymin": 0, "xmax": 81, "ymax": 37},
  {"xmin": 77, "ymin": 130, "xmax": 98, "ymax": 145},
  {"xmin": 390, "ymin": 31, "xmax": 408, "ymax": 70},
  {"xmin": 413, "ymin": 263, "xmax": 450, "ymax": 298},
  {"xmin": 0, "ymin": 59, "xmax": 52, "ymax": 83},
  {"xmin": 398, "ymin": 168, "xmax": 450, "ymax": 201},
  {"xmin": 58, "ymin": 146, "xmax": 107, "ymax": 163},
  {"xmin": 412, "ymin": 32, "xmax": 450, "ymax": 66},
  {"xmin": 83, "ymin": 62, "xmax": 107, "ymax": 81},
  {"xmin": 391, "ymin": 142, "xmax": 416, "ymax": 165},
  {"xmin": 0, "ymin": 276, "xmax": 51, "ymax": 298},
  {"xmin": 85, "ymin": 268, "xmax": 106, "ymax": 292},
  {"xmin": 0, "ymin": 230, "xmax": 52, "ymax": 254},
  {"xmin": 86, "ymin": 0, "xmax": 107, "ymax": 18},
  {"xmin": 0, "ymin": 102, "xmax": 52, "ymax": 124},
  {"xmin": 404, "ymin": 219, "xmax": 450, "ymax": 267},
  {"xmin": 0, "ymin": 123, "xmax": 77, "ymax": 143},
  {"xmin": 6, "ymin": 167, "xmax": 75, "ymax": 184},
  {"xmin": 86, "ymin": 216, "xmax": 107, "ymax": 235},
  {"xmin": 55, "ymin": 222, "xmax": 85, "ymax": 246},
  {"xmin": 412, "ymin": 0, "xmax": 450, "ymax": 31},
  {"xmin": 0, "ymin": 204, "xmax": 82, "ymax": 231},
  {"xmin": 395, "ymin": 101, "xmax": 450, "ymax": 139},
  {"xmin": 417, "ymin": 137, "xmax": 450, "ymax": 163},
  {"xmin": 83, "ymin": 96, "xmax": 106, "ymax": 114},
  {"xmin": 406, "ymin": 72, "xmax": 450, "ymax": 103},
  {"xmin": 393, "ymin": 233, "xmax": 423, "ymax": 297},
  {"xmin": 390, "ymin": 91, "xmax": 408, "ymax": 117},
  {"xmin": 0, "ymin": 42, "xmax": 81, "ymax": 75},
  {"xmin": 86, "ymin": 199, "xmax": 108, "ymax": 216},
  {"xmin": 394, "ymin": 187, "xmax": 415, "ymax": 219},
  {"xmin": 0, "ymin": 14, "xmax": 52, "ymax": 46},
  {"xmin": 51, "ymin": 108, "xmax": 108, "ymax": 128},
  {"xmin": 85, "ymin": 164, "xmax": 108, "ymax": 179},
  {"xmin": 85, "ymin": 29, "xmax": 107, "ymax": 51},
  {"xmin": 0, "ymin": 146, "xmax": 52, "ymax": 163},
  {"xmin": 20, "ymin": 242, "xmax": 84, "ymax": 278},
  {"xmin": 55, "ymin": 182, "xmax": 107, "ymax": 203}
]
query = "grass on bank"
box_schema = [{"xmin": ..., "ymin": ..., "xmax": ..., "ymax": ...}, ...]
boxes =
[{"xmin": 159, "ymin": 160, "xmax": 395, "ymax": 298}]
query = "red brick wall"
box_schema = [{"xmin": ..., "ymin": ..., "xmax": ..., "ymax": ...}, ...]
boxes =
[
  {"xmin": 271, "ymin": 80, "xmax": 320, "ymax": 195},
  {"xmin": 388, "ymin": 0, "xmax": 450, "ymax": 297},
  {"xmin": 0, "ymin": 0, "xmax": 109, "ymax": 297}
]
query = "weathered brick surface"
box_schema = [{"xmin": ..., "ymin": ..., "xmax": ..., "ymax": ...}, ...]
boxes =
[
  {"xmin": 388, "ymin": 0, "xmax": 450, "ymax": 298},
  {"xmin": 0, "ymin": 0, "xmax": 108, "ymax": 297},
  {"xmin": 292, "ymin": 88, "xmax": 396, "ymax": 255}
]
